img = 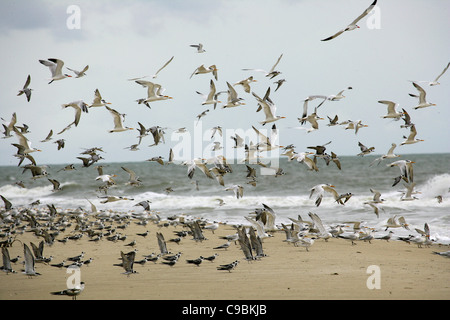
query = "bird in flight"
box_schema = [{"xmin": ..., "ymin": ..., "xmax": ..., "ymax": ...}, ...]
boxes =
[{"xmin": 321, "ymin": 0, "xmax": 377, "ymax": 41}]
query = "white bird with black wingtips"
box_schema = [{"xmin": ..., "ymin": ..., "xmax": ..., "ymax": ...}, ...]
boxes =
[
  {"xmin": 39, "ymin": 58, "xmax": 72, "ymax": 84},
  {"xmin": 321, "ymin": 0, "xmax": 378, "ymax": 41}
]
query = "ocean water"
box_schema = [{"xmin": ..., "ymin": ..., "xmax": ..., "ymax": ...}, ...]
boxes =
[{"xmin": 1, "ymin": 153, "xmax": 449, "ymax": 241}]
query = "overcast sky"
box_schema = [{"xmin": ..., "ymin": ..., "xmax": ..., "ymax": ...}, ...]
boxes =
[{"xmin": 0, "ymin": 0, "xmax": 449, "ymax": 166}]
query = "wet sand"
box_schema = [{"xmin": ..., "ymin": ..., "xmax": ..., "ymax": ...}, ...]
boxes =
[{"xmin": 1, "ymin": 214, "xmax": 449, "ymax": 300}]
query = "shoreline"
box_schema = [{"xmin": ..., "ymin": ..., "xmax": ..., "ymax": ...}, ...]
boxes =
[{"xmin": 1, "ymin": 212, "xmax": 449, "ymax": 300}]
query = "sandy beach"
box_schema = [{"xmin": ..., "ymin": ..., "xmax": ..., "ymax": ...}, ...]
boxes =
[{"xmin": 1, "ymin": 213, "xmax": 449, "ymax": 301}]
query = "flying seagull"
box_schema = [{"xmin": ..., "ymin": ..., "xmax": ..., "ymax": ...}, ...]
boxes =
[
  {"xmin": 190, "ymin": 43, "xmax": 206, "ymax": 53},
  {"xmin": 409, "ymin": 82, "xmax": 436, "ymax": 109},
  {"xmin": 243, "ymin": 53, "xmax": 283, "ymax": 79},
  {"xmin": 128, "ymin": 56, "xmax": 174, "ymax": 80},
  {"xmin": 39, "ymin": 58, "xmax": 72, "ymax": 84},
  {"xmin": 412, "ymin": 61, "xmax": 450, "ymax": 86},
  {"xmin": 105, "ymin": 106, "xmax": 134, "ymax": 133},
  {"xmin": 50, "ymin": 282, "xmax": 85, "ymax": 300},
  {"xmin": 66, "ymin": 65, "xmax": 89, "ymax": 78},
  {"xmin": 89, "ymin": 89, "xmax": 111, "ymax": 108},
  {"xmin": 321, "ymin": 0, "xmax": 377, "ymax": 41},
  {"xmin": 17, "ymin": 74, "xmax": 32, "ymax": 102}
]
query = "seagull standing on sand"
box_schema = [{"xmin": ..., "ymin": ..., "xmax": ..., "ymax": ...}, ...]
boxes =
[
  {"xmin": 186, "ymin": 256, "xmax": 204, "ymax": 267},
  {"xmin": 214, "ymin": 241, "xmax": 231, "ymax": 250},
  {"xmin": 296, "ymin": 236, "xmax": 316, "ymax": 251},
  {"xmin": 321, "ymin": 0, "xmax": 378, "ymax": 41},
  {"xmin": 39, "ymin": 58, "xmax": 72, "ymax": 84},
  {"xmin": 217, "ymin": 260, "xmax": 239, "ymax": 272},
  {"xmin": 204, "ymin": 222, "xmax": 219, "ymax": 234},
  {"xmin": 338, "ymin": 231, "xmax": 361, "ymax": 245},
  {"xmin": 50, "ymin": 282, "xmax": 85, "ymax": 300},
  {"xmin": 376, "ymin": 230, "xmax": 394, "ymax": 242},
  {"xmin": 432, "ymin": 250, "xmax": 450, "ymax": 258}
]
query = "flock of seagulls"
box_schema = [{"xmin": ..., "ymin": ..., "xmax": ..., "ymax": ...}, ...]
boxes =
[{"xmin": 1, "ymin": 1, "xmax": 449, "ymax": 300}]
